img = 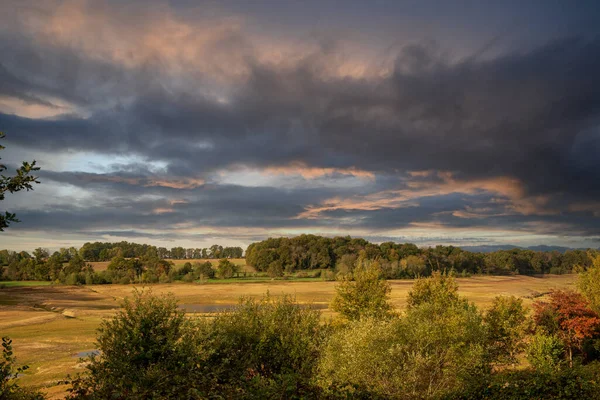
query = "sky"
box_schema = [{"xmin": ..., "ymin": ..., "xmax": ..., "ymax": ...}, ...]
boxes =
[{"xmin": 1, "ymin": 0, "xmax": 600, "ymax": 251}]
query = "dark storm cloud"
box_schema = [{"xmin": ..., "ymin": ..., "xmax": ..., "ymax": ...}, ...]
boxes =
[
  {"xmin": 1, "ymin": 0, "xmax": 600, "ymax": 246},
  {"xmin": 4, "ymin": 36, "xmax": 600, "ymax": 192}
]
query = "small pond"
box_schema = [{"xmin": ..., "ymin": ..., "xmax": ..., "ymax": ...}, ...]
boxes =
[{"xmin": 75, "ymin": 349, "xmax": 101, "ymax": 358}]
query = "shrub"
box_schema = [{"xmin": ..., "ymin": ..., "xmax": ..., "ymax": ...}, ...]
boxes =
[
  {"xmin": 578, "ymin": 254, "xmax": 600, "ymax": 313},
  {"xmin": 330, "ymin": 261, "xmax": 392, "ymax": 321},
  {"xmin": 267, "ymin": 261, "xmax": 284, "ymax": 278},
  {"xmin": 450, "ymin": 365, "xmax": 600, "ymax": 400},
  {"xmin": 197, "ymin": 295, "xmax": 326, "ymax": 398},
  {"xmin": 321, "ymin": 270, "xmax": 335, "ymax": 281},
  {"xmin": 194, "ymin": 261, "xmax": 215, "ymax": 280},
  {"xmin": 527, "ymin": 333, "xmax": 565, "ymax": 372},
  {"xmin": 484, "ymin": 296, "xmax": 529, "ymax": 365},
  {"xmin": 216, "ymin": 259, "xmax": 239, "ymax": 279},
  {"xmin": 67, "ymin": 290, "xmax": 203, "ymax": 399},
  {"xmin": 407, "ymin": 271, "xmax": 459, "ymax": 308},
  {"xmin": 320, "ymin": 276, "xmax": 489, "ymax": 399}
]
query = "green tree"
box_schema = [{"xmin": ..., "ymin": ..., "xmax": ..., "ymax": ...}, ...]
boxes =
[
  {"xmin": 330, "ymin": 261, "xmax": 393, "ymax": 321},
  {"xmin": 484, "ymin": 296, "xmax": 529, "ymax": 365},
  {"xmin": 194, "ymin": 261, "xmax": 215, "ymax": 280},
  {"xmin": 32, "ymin": 248, "xmax": 49, "ymax": 262},
  {"xmin": 198, "ymin": 295, "xmax": 324, "ymax": 398},
  {"xmin": 400, "ymin": 255, "xmax": 427, "ymax": 277},
  {"xmin": 267, "ymin": 260, "xmax": 284, "ymax": 278},
  {"xmin": 526, "ymin": 333, "xmax": 565, "ymax": 372},
  {"xmin": 320, "ymin": 275, "xmax": 489, "ymax": 399},
  {"xmin": 67, "ymin": 291, "xmax": 202, "ymax": 399},
  {"xmin": 216, "ymin": 259, "xmax": 239, "ymax": 279},
  {"xmin": 407, "ymin": 271, "xmax": 460, "ymax": 308},
  {"xmin": 578, "ymin": 253, "xmax": 600, "ymax": 313},
  {"xmin": 0, "ymin": 132, "xmax": 40, "ymax": 231}
]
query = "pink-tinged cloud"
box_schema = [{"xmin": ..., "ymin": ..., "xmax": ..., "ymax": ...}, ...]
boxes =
[
  {"xmin": 297, "ymin": 171, "xmax": 556, "ymax": 219},
  {"xmin": 75, "ymin": 173, "xmax": 204, "ymax": 189},
  {"xmin": 145, "ymin": 178, "xmax": 205, "ymax": 189},
  {"xmin": 262, "ymin": 162, "xmax": 375, "ymax": 180}
]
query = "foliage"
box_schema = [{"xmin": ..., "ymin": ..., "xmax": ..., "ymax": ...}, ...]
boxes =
[
  {"xmin": 484, "ymin": 296, "xmax": 529, "ymax": 365},
  {"xmin": 0, "ymin": 132, "xmax": 40, "ymax": 231},
  {"xmin": 533, "ymin": 290, "xmax": 600, "ymax": 366},
  {"xmin": 194, "ymin": 261, "xmax": 215, "ymax": 280},
  {"xmin": 330, "ymin": 261, "xmax": 393, "ymax": 321},
  {"xmin": 448, "ymin": 364, "xmax": 600, "ymax": 400},
  {"xmin": 267, "ymin": 260, "xmax": 284, "ymax": 278},
  {"xmin": 246, "ymin": 235, "xmax": 595, "ymax": 276},
  {"xmin": 526, "ymin": 333, "xmax": 565, "ymax": 372},
  {"xmin": 1, "ymin": 337, "xmax": 45, "ymax": 400},
  {"xmin": 578, "ymin": 253, "xmax": 600, "ymax": 312},
  {"xmin": 78, "ymin": 241, "xmax": 242, "ymax": 262},
  {"xmin": 66, "ymin": 290, "xmax": 203, "ymax": 399},
  {"xmin": 320, "ymin": 275, "xmax": 489, "ymax": 399},
  {"xmin": 407, "ymin": 271, "xmax": 460, "ymax": 308},
  {"xmin": 197, "ymin": 294, "xmax": 326, "ymax": 398},
  {"xmin": 216, "ymin": 258, "xmax": 240, "ymax": 279}
]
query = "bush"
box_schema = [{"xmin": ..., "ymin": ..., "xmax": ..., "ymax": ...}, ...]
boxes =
[
  {"xmin": 578, "ymin": 254, "xmax": 600, "ymax": 312},
  {"xmin": 197, "ymin": 295, "xmax": 326, "ymax": 398},
  {"xmin": 67, "ymin": 290, "xmax": 203, "ymax": 399},
  {"xmin": 194, "ymin": 261, "xmax": 215, "ymax": 280},
  {"xmin": 450, "ymin": 365, "xmax": 600, "ymax": 400},
  {"xmin": 527, "ymin": 333, "xmax": 565, "ymax": 372},
  {"xmin": 330, "ymin": 261, "xmax": 392, "ymax": 321},
  {"xmin": 267, "ymin": 261, "xmax": 284, "ymax": 278},
  {"xmin": 407, "ymin": 272, "xmax": 459, "ymax": 308},
  {"xmin": 484, "ymin": 296, "xmax": 529, "ymax": 365},
  {"xmin": 65, "ymin": 272, "xmax": 83, "ymax": 285},
  {"xmin": 320, "ymin": 275, "xmax": 490, "ymax": 399},
  {"xmin": 216, "ymin": 259, "xmax": 239, "ymax": 279}
]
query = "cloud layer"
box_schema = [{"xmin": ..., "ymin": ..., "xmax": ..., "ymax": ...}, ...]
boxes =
[{"xmin": 1, "ymin": 0, "xmax": 600, "ymax": 250}]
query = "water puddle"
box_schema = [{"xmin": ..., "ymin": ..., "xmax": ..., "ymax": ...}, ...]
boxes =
[{"xmin": 75, "ymin": 349, "xmax": 100, "ymax": 358}]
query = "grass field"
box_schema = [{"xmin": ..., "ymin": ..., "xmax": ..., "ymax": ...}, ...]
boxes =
[
  {"xmin": 0, "ymin": 274, "xmax": 577, "ymax": 399},
  {"xmin": 0, "ymin": 281, "xmax": 53, "ymax": 287}
]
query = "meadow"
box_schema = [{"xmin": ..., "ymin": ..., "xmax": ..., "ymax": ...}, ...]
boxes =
[{"xmin": 0, "ymin": 274, "xmax": 577, "ymax": 399}]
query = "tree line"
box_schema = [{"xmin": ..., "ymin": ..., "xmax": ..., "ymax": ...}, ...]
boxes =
[
  {"xmin": 0, "ymin": 244, "xmax": 243, "ymax": 285},
  {"xmin": 2, "ymin": 235, "xmax": 599, "ymax": 284},
  {"xmin": 246, "ymin": 234, "xmax": 597, "ymax": 277},
  {"xmin": 77, "ymin": 241, "xmax": 243, "ymax": 261},
  {"xmin": 5, "ymin": 257, "xmax": 600, "ymax": 399}
]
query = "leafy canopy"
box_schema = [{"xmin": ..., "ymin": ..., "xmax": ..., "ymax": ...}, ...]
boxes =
[{"xmin": 330, "ymin": 260, "xmax": 393, "ymax": 321}]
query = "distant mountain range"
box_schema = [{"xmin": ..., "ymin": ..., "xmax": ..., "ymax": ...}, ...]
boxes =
[{"xmin": 459, "ymin": 244, "xmax": 594, "ymax": 253}]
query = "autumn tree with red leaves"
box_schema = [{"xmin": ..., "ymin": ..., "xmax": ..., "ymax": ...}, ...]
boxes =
[{"xmin": 533, "ymin": 290, "xmax": 600, "ymax": 367}]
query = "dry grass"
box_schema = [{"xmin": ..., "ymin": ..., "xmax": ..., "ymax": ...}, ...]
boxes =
[{"xmin": 0, "ymin": 274, "xmax": 577, "ymax": 399}]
